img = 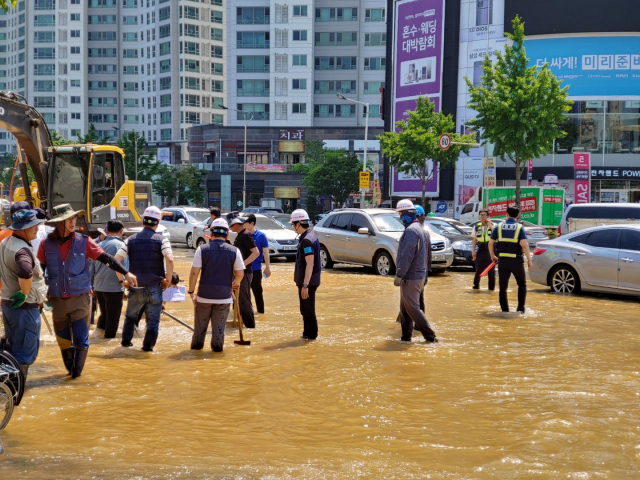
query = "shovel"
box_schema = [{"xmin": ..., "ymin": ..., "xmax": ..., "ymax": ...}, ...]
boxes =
[
  {"xmin": 232, "ymin": 291, "xmax": 250, "ymax": 346},
  {"xmin": 162, "ymin": 309, "xmax": 195, "ymax": 332},
  {"xmin": 40, "ymin": 310, "xmax": 53, "ymax": 335}
]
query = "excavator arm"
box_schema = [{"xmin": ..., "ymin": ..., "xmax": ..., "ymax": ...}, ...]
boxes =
[{"xmin": 0, "ymin": 91, "xmax": 51, "ymax": 208}]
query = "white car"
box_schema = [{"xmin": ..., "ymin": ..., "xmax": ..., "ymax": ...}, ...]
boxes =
[
  {"xmin": 160, "ymin": 206, "xmax": 211, "ymax": 248},
  {"xmin": 123, "ymin": 223, "xmax": 171, "ymax": 240}
]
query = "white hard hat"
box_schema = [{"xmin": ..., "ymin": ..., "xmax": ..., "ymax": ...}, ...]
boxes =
[
  {"xmin": 396, "ymin": 199, "xmax": 415, "ymax": 212},
  {"xmin": 143, "ymin": 206, "xmax": 163, "ymax": 221},
  {"xmin": 289, "ymin": 209, "xmax": 310, "ymax": 223},
  {"xmin": 210, "ymin": 218, "xmax": 229, "ymax": 233}
]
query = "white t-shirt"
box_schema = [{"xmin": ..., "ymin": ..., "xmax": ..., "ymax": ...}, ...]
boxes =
[{"xmin": 192, "ymin": 244, "xmax": 245, "ymax": 304}]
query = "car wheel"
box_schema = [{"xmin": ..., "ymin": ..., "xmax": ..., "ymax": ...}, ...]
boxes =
[
  {"xmin": 320, "ymin": 246, "xmax": 334, "ymax": 269},
  {"xmin": 186, "ymin": 233, "xmax": 194, "ymax": 249},
  {"xmin": 550, "ymin": 265, "xmax": 581, "ymax": 294},
  {"xmin": 196, "ymin": 237, "xmax": 206, "ymax": 248},
  {"xmin": 374, "ymin": 251, "xmax": 395, "ymax": 276}
]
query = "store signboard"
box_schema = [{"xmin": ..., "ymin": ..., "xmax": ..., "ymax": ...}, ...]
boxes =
[
  {"xmin": 278, "ymin": 141, "xmax": 305, "ymax": 152},
  {"xmin": 590, "ymin": 167, "xmax": 640, "ymax": 179},
  {"xmin": 157, "ymin": 148, "xmax": 170, "ymax": 164},
  {"xmin": 278, "ymin": 129, "xmax": 305, "ymax": 140},
  {"xmin": 391, "ymin": 162, "xmax": 439, "ymax": 197},
  {"xmin": 246, "ymin": 164, "xmax": 284, "ymax": 172},
  {"xmin": 574, "ymin": 152, "xmax": 591, "ymax": 204},
  {"xmin": 484, "ymin": 187, "xmax": 564, "ymax": 227},
  {"xmin": 526, "ymin": 36, "xmax": 640, "ymax": 97},
  {"xmin": 273, "ymin": 187, "xmax": 300, "ymax": 198},
  {"xmin": 483, "ymin": 157, "xmax": 496, "ymax": 187}
]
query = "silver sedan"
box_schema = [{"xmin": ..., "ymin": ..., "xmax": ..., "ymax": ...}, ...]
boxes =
[{"xmin": 530, "ymin": 224, "xmax": 640, "ymax": 295}]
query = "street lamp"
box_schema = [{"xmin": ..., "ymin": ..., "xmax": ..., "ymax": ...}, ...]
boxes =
[
  {"xmin": 337, "ymin": 93, "xmax": 369, "ymax": 208},
  {"xmin": 112, "ymin": 126, "xmax": 137, "ymax": 181},
  {"xmin": 221, "ymin": 105, "xmax": 253, "ymax": 210}
]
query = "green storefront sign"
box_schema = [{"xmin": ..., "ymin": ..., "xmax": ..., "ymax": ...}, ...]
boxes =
[{"xmin": 483, "ymin": 187, "xmax": 564, "ymax": 227}]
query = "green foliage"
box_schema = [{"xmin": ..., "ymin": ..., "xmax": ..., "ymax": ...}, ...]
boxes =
[
  {"xmin": 77, "ymin": 124, "xmax": 110, "ymax": 144},
  {"xmin": 153, "ymin": 163, "xmax": 207, "ymax": 207},
  {"xmin": 116, "ymin": 131, "xmax": 159, "ymax": 182},
  {"xmin": 0, "ymin": 0, "xmax": 16, "ymax": 13},
  {"xmin": 302, "ymin": 148, "xmax": 361, "ymax": 210},
  {"xmin": 378, "ymin": 97, "xmax": 475, "ymax": 208},
  {"xmin": 466, "ymin": 16, "xmax": 572, "ymax": 207},
  {"xmin": 50, "ymin": 130, "xmax": 72, "ymax": 146},
  {"xmin": 153, "ymin": 164, "xmax": 178, "ymax": 206}
]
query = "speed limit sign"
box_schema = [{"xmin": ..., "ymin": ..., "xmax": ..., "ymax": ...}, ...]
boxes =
[{"xmin": 438, "ymin": 134, "xmax": 451, "ymax": 150}]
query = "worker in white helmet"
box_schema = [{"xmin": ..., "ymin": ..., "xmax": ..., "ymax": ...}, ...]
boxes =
[
  {"xmin": 394, "ymin": 199, "xmax": 438, "ymax": 343},
  {"xmin": 115, "ymin": 205, "xmax": 175, "ymax": 352},
  {"xmin": 289, "ymin": 209, "xmax": 321, "ymax": 340}
]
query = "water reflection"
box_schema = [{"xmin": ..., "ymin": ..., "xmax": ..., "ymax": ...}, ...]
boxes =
[{"xmin": 1, "ymin": 251, "xmax": 639, "ymax": 477}]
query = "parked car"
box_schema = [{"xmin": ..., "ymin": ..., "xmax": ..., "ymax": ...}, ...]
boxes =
[
  {"xmin": 436, "ymin": 217, "xmax": 474, "ymax": 235},
  {"xmin": 268, "ymin": 213, "xmax": 296, "ymax": 230},
  {"xmin": 314, "ymin": 208, "xmax": 453, "ymax": 276},
  {"xmin": 530, "ymin": 224, "xmax": 640, "ymax": 295},
  {"xmin": 241, "ymin": 207, "xmax": 284, "ymax": 214},
  {"xmin": 160, "ymin": 207, "xmax": 211, "ymax": 248},
  {"xmin": 124, "ymin": 224, "xmax": 171, "ymax": 241},
  {"xmin": 424, "ymin": 219, "xmax": 474, "ymax": 266},
  {"xmin": 559, "ymin": 203, "xmax": 640, "ymax": 236},
  {"xmin": 194, "ymin": 213, "xmax": 299, "ymax": 259},
  {"xmin": 486, "ymin": 218, "xmax": 549, "ymax": 247}
]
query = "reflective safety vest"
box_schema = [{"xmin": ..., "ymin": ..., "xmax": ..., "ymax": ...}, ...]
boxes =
[
  {"xmin": 475, "ymin": 222, "xmax": 493, "ymax": 243},
  {"xmin": 496, "ymin": 222, "xmax": 524, "ymax": 258}
]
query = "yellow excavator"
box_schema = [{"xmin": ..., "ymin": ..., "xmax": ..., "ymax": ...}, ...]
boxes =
[{"xmin": 0, "ymin": 91, "xmax": 152, "ymax": 233}]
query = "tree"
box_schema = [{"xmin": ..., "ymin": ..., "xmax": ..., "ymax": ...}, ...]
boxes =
[
  {"xmin": 50, "ymin": 130, "xmax": 72, "ymax": 146},
  {"xmin": 178, "ymin": 164, "xmax": 207, "ymax": 206},
  {"xmin": 153, "ymin": 164, "xmax": 178, "ymax": 206},
  {"xmin": 1, "ymin": 0, "xmax": 16, "ymax": 13},
  {"xmin": 378, "ymin": 97, "xmax": 475, "ymax": 208},
  {"xmin": 466, "ymin": 16, "xmax": 573, "ymax": 209},
  {"xmin": 302, "ymin": 149, "xmax": 361, "ymax": 210},
  {"xmin": 117, "ymin": 131, "xmax": 159, "ymax": 182},
  {"xmin": 77, "ymin": 124, "xmax": 110, "ymax": 144}
]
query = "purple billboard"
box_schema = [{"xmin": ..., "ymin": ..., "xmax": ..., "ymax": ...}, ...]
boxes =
[{"xmin": 392, "ymin": 0, "xmax": 445, "ymax": 197}]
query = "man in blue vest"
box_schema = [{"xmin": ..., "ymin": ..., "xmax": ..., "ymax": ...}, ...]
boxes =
[
  {"xmin": 489, "ymin": 205, "xmax": 533, "ymax": 313},
  {"xmin": 188, "ymin": 218, "xmax": 245, "ymax": 352},
  {"xmin": 37, "ymin": 204, "xmax": 135, "ymax": 378},
  {"xmin": 290, "ymin": 209, "xmax": 321, "ymax": 340},
  {"xmin": 116, "ymin": 206, "xmax": 174, "ymax": 352}
]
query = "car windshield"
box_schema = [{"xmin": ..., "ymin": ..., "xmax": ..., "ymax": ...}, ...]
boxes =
[
  {"xmin": 372, "ymin": 214, "xmax": 405, "ymax": 232},
  {"xmin": 187, "ymin": 211, "xmax": 211, "ymax": 223},
  {"xmin": 255, "ymin": 217, "xmax": 285, "ymax": 230},
  {"xmin": 429, "ymin": 221, "xmax": 465, "ymax": 235}
]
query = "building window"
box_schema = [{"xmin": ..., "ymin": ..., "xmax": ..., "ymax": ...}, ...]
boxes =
[
  {"xmin": 364, "ymin": 57, "xmax": 385, "ymax": 70},
  {"xmin": 123, "ymin": 49, "xmax": 138, "ymax": 58},
  {"xmin": 71, "ymin": 112, "xmax": 81, "ymax": 120},
  {"xmin": 292, "ymin": 54, "xmax": 306, "ymax": 66},
  {"xmin": 237, "ymin": 55, "xmax": 269, "ymax": 73},
  {"xmin": 363, "ymin": 81, "xmax": 385, "ymax": 94},
  {"xmin": 123, "ymin": 15, "xmax": 137, "ymax": 24},
  {"xmin": 160, "ymin": 42, "xmax": 171, "ymax": 56},
  {"xmin": 315, "ymin": 32, "xmax": 357, "ymax": 46},
  {"xmin": 315, "ymin": 7, "xmax": 357, "ymax": 21},
  {"xmin": 34, "ymin": 0, "xmax": 55, "ymax": 10},
  {"xmin": 313, "ymin": 104, "xmax": 355, "ymax": 118},
  {"xmin": 364, "ymin": 33, "xmax": 386, "ymax": 46},
  {"xmin": 122, "ymin": 0, "xmax": 137, "ymax": 8},
  {"xmin": 292, "ymin": 30, "xmax": 307, "ymax": 41},
  {"xmin": 160, "ymin": 94, "xmax": 171, "ymax": 107},
  {"xmin": 71, "ymin": 46, "xmax": 81, "ymax": 54},
  {"xmin": 34, "ymin": 15, "xmax": 55, "ymax": 26},
  {"xmin": 212, "ymin": 45, "xmax": 223, "ymax": 58},
  {"xmin": 34, "ymin": 64, "xmax": 55, "ymax": 75},
  {"xmin": 34, "ymin": 31, "xmax": 55, "ymax": 43},
  {"xmin": 237, "ymin": 103, "xmax": 269, "ymax": 121},
  {"xmin": 211, "ymin": 28, "xmax": 223, "ymax": 41},
  {"xmin": 212, "ymin": 80, "xmax": 223, "ymax": 93},
  {"xmin": 293, "ymin": 5, "xmax": 307, "ymax": 16},
  {"xmin": 363, "ymin": 105, "xmax": 380, "ymax": 118},
  {"xmin": 181, "ymin": 94, "xmax": 200, "ymax": 107},
  {"xmin": 123, "ymin": 98, "xmax": 139, "ymax": 107},
  {"xmin": 70, "ymin": 30, "xmax": 81, "ymax": 37},
  {"xmin": 292, "ymin": 103, "xmax": 306, "ymax": 114},
  {"xmin": 123, "ymin": 66, "xmax": 138, "ymax": 75},
  {"xmin": 159, "ymin": 6, "xmax": 170, "ymax": 21},
  {"xmin": 236, "ymin": 7, "xmax": 269, "ymax": 25},
  {"xmin": 236, "ymin": 31, "xmax": 269, "ymax": 49},
  {"xmin": 71, "ymin": 63, "xmax": 81, "ymax": 71},
  {"xmin": 123, "ymin": 32, "xmax": 137, "ymax": 42},
  {"xmin": 161, "ymin": 129, "xmax": 171, "ymax": 141},
  {"xmin": 160, "ymin": 77, "xmax": 171, "ymax": 90},
  {"xmin": 71, "ymin": 129, "xmax": 81, "ymax": 137},
  {"xmin": 159, "ymin": 24, "xmax": 170, "ymax": 38},
  {"xmin": 70, "ymin": 96, "xmax": 81, "ymax": 103},
  {"xmin": 183, "ymin": 77, "xmax": 200, "ymax": 90},
  {"xmin": 34, "ymin": 48, "xmax": 55, "ymax": 59},
  {"xmin": 183, "ymin": 59, "xmax": 199, "ymax": 72},
  {"xmin": 237, "ymin": 79, "xmax": 269, "ymax": 97},
  {"xmin": 34, "ymin": 80, "xmax": 55, "ymax": 92},
  {"xmin": 71, "ymin": 80, "xmax": 81, "ymax": 87},
  {"xmin": 210, "ymin": 10, "xmax": 222, "ymax": 23},
  {"xmin": 88, "ymin": 48, "xmax": 116, "ymax": 57},
  {"xmin": 365, "ymin": 8, "xmax": 385, "ymax": 22},
  {"xmin": 160, "ymin": 59, "xmax": 171, "ymax": 73},
  {"xmin": 161, "ymin": 111, "xmax": 171, "ymax": 124},
  {"xmin": 211, "ymin": 62, "xmax": 223, "ymax": 75},
  {"xmin": 123, "ymin": 82, "xmax": 138, "ymax": 91},
  {"xmin": 314, "ymin": 80, "xmax": 356, "ymax": 94},
  {"xmin": 34, "ymin": 96, "xmax": 56, "ymax": 108},
  {"xmin": 292, "ymin": 79, "xmax": 306, "ymax": 90}
]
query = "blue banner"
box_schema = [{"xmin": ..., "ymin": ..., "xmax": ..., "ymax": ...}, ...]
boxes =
[{"xmin": 525, "ymin": 36, "xmax": 640, "ymax": 97}]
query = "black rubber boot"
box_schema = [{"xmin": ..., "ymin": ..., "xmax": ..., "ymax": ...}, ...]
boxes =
[
  {"xmin": 19, "ymin": 364, "xmax": 29, "ymax": 382},
  {"xmin": 71, "ymin": 349, "xmax": 88, "ymax": 379},
  {"xmin": 61, "ymin": 348, "xmax": 75, "ymax": 375}
]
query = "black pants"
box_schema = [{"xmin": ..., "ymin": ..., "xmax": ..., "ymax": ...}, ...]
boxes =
[
  {"xmin": 96, "ymin": 291, "xmax": 124, "ymax": 338},
  {"xmin": 251, "ymin": 269, "xmax": 265, "ymax": 314},
  {"xmin": 473, "ymin": 248, "xmax": 496, "ymax": 290},
  {"xmin": 498, "ymin": 257, "xmax": 527, "ymax": 312},
  {"xmin": 239, "ymin": 271, "xmax": 255, "ymax": 328},
  {"xmin": 298, "ymin": 285, "xmax": 318, "ymax": 339}
]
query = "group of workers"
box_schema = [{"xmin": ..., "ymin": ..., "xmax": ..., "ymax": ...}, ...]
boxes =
[{"xmin": 0, "ymin": 196, "xmax": 531, "ymax": 382}]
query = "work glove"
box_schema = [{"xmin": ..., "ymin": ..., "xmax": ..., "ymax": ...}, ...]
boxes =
[
  {"xmin": 9, "ymin": 291, "xmax": 27, "ymax": 309},
  {"xmin": 393, "ymin": 276, "xmax": 402, "ymax": 287}
]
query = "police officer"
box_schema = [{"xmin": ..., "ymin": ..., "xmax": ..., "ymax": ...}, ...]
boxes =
[
  {"xmin": 37, "ymin": 204, "xmax": 135, "ymax": 378},
  {"xmin": 489, "ymin": 205, "xmax": 533, "ymax": 313},
  {"xmin": 472, "ymin": 209, "xmax": 495, "ymax": 290},
  {"xmin": 289, "ymin": 209, "xmax": 321, "ymax": 340},
  {"xmin": 188, "ymin": 218, "xmax": 244, "ymax": 352},
  {"xmin": 394, "ymin": 200, "xmax": 437, "ymax": 343},
  {"xmin": 116, "ymin": 206, "xmax": 174, "ymax": 351}
]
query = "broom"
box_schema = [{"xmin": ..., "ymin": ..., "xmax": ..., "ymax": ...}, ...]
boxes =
[{"xmin": 232, "ymin": 290, "xmax": 250, "ymax": 346}]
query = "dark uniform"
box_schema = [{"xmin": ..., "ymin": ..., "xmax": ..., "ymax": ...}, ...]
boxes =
[
  {"xmin": 294, "ymin": 229, "xmax": 321, "ymax": 339},
  {"xmin": 491, "ymin": 219, "xmax": 527, "ymax": 312},
  {"xmin": 473, "ymin": 221, "xmax": 495, "ymax": 290},
  {"xmin": 233, "ymin": 227, "xmax": 257, "ymax": 329}
]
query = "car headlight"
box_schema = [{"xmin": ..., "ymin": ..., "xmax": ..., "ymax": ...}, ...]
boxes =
[
  {"xmin": 452, "ymin": 240, "xmax": 472, "ymax": 250},
  {"xmin": 444, "ymin": 238, "xmax": 451, "ymax": 249},
  {"xmin": 267, "ymin": 237, "xmax": 278, "ymax": 245}
]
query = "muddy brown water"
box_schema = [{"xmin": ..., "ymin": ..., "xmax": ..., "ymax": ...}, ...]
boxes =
[{"xmin": 1, "ymin": 247, "xmax": 639, "ymax": 478}]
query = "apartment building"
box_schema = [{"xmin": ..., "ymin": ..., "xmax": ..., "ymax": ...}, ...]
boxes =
[{"xmin": 0, "ymin": 0, "xmax": 226, "ymax": 162}]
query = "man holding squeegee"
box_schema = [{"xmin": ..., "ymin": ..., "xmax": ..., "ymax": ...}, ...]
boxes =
[{"xmin": 188, "ymin": 218, "xmax": 244, "ymax": 352}]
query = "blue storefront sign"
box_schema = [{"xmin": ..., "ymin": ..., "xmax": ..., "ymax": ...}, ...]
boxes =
[{"xmin": 525, "ymin": 36, "xmax": 640, "ymax": 97}]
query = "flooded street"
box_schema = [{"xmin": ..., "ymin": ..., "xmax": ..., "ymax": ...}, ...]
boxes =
[{"xmin": 2, "ymin": 247, "xmax": 640, "ymax": 478}]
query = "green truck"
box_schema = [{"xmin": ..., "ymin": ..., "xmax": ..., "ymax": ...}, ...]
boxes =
[{"xmin": 460, "ymin": 186, "xmax": 565, "ymax": 228}]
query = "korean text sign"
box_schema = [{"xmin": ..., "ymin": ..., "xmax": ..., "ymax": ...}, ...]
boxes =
[{"xmin": 574, "ymin": 152, "xmax": 591, "ymax": 204}]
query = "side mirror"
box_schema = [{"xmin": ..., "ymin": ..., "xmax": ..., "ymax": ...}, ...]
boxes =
[
  {"xmin": 358, "ymin": 227, "xmax": 369, "ymax": 235},
  {"xmin": 178, "ymin": 218, "xmax": 186, "ymax": 224}
]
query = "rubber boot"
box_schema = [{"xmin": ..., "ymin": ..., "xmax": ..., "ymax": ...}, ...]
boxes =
[
  {"xmin": 19, "ymin": 364, "xmax": 29, "ymax": 382},
  {"xmin": 61, "ymin": 348, "xmax": 75, "ymax": 375},
  {"xmin": 71, "ymin": 348, "xmax": 88, "ymax": 379}
]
